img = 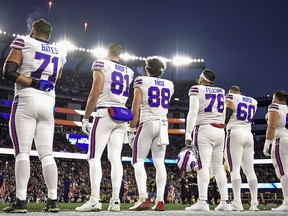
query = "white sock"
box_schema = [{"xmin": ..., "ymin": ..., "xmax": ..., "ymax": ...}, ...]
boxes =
[
  {"xmin": 153, "ymin": 158, "xmax": 167, "ymax": 201},
  {"xmin": 197, "ymin": 168, "xmax": 210, "ymax": 200},
  {"xmin": 248, "ymin": 179, "xmax": 258, "ymax": 204},
  {"xmin": 214, "ymin": 167, "xmax": 228, "ymax": 200},
  {"xmin": 41, "ymin": 155, "xmax": 58, "ymax": 200},
  {"xmin": 15, "ymin": 153, "xmax": 30, "ymax": 200},
  {"xmin": 133, "ymin": 161, "xmax": 147, "ymax": 199},
  {"xmin": 231, "ymin": 178, "xmax": 241, "ymax": 202},
  {"xmin": 110, "ymin": 156, "xmax": 123, "ymax": 200},
  {"xmin": 89, "ymin": 158, "xmax": 102, "ymax": 202},
  {"xmin": 280, "ymin": 174, "xmax": 288, "ymax": 205}
]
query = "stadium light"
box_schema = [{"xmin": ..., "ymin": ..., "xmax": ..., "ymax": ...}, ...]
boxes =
[
  {"xmin": 56, "ymin": 40, "xmax": 76, "ymax": 52},
  {"xmin": 92, "ymin": 47, "xmax": 107, "ymax": 59},
  {"xmin": 120, "ymin": 52, "xmax": 132, "ymax": 61},
  {"xmin": 172, "ymin": 56, "xmax": 193, "ymax": 66}
]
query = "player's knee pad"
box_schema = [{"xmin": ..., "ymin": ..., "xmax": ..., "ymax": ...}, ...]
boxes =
[
  {"xmin": 15, "ymin": 152, "xmax": 29, "ymax": 163},
  {"xmin": 40, "ymin": 155, "xmax": 56, "ymax": 168},
  {"xmin": 37, "ymin": 147, "xmax": 52, "ymax": 160},
  {"xmin": 230, "ymin": 171, "xmax": 241, "ymax": 181}
]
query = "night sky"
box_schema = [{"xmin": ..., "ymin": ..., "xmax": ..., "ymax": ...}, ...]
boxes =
[{"xmin": 0, "ymin": 0, "xmax": 288, "ymax": 97}]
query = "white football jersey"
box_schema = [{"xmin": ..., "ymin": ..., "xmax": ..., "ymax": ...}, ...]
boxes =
[
  {"xmin": 189, "ymin": 85, "xmax": 225, "ymax": 125},
  {"xmin": 91, "ymin": 59, "xmax": 134, "ymax": 107},
  {"xmin": 267, "ymin": 103, "xmax": 288, "ymax": 138},
  {"xmin": 225, "ymin": 93, "xmax": 258, "ymax": 130},
  {"xmin": 133, "ymin": 76, "xmax": 174, "ymax": 123},
  {"xmin": 10, "ymin": 35, "xmax": 67, "ymax": 97}
]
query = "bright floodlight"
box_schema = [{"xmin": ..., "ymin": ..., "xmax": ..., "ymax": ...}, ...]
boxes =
[
  {"xmin": 120, "ymin": 52, "xmax": 132, "ymax": 61},
  {"xmin": 172, "ymin": 56, "xmax": 193, "ymax": 66},
  {"xmin": 56, "ymin": 41, "xmax": 75, "ymax": 52},
  {"xmin": 92, "ymin": 47, "xmax": 107, "ymax": 59}
]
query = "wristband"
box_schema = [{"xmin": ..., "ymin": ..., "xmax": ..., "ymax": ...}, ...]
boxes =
[{"xmin": 30, "ymin": 79, "xmax": 40, "ymax": 89}]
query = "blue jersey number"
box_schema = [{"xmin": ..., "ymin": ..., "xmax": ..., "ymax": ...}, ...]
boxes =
[
  {"xmin": 237, "ymin": 103, "xmax": 255, "ymax": 122},
  {"xmin": 148, "ymin": 87, "xmax": 170, "ymax": 108},
  {"xmin": 110, "ymin": 71, "xmax": 130, "ymax": 97},
  {"xmin": 204, "ymin": 93, "xmax": 224, "ymax": 113},
  {"xmin": 31, "ymin": 52, "xmax": 59, "ymax": 83}
]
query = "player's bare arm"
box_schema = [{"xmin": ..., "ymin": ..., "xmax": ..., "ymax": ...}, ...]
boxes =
[
  {"xmin": 84, "ymin": 70, "xmax": 104, "ymax": 119},
  {"xmin": 266, "ymin": 111, "xmax": 279, "ymax": 140},
  {"xmin": 129, "ymin": 87, "xmax": 142, "ymax": 129},
  {"xmin": 3, "ymin": 48, "xmax": 34, "ymax": 86},
  {"xmin": 185, "ymin": 95, "xmax": 199, "ymax": 140}
]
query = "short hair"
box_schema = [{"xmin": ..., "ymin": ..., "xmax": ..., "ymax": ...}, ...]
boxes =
[
  {"xmin": 107, "ymin": 43, "xmax": 122, "ymax": 57},
  {"xmin": 274, "ymin": 90, "xmax": 288, "ymax": 102},
  {"xmin": 32, "ymin": 19, "xmax": 52, "ymax": 40},
  {"xmin": 229, "ymin": 85, "xmax": 241, "ymax": 94},
  {"xmin": 202, "ymin": 69, "xmax": 216, "ymax": 83},
  {"xmin": 145, "ymin": 56, "xmax": 166, "ymax": 77}
]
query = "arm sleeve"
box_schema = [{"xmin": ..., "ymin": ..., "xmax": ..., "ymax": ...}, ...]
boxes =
[
  {"xmin": 225, "ymin": 108, "xmax": 234, "ymax": 124},
  {"xmin": 185, "ymin": 95, "xmax": 199, "ymax": 140}
]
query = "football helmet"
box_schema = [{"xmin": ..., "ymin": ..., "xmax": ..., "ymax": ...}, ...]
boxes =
[{"xmin": 177, "ymin": 146, "xmax": 198, "ymax": 172}]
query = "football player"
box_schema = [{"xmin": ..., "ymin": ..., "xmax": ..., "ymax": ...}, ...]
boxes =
[
  {"xmin": 224, "ymin": 86, "xmax": 259, "ymax": 211},
  {"xmin": 75, "ymin": 44, "xmax": 134, "ymax": 212},
  {"xmin": 2, "ymin": 19, "xmax": 66, "ymax": 213},
  {"xmin": 184, "ymin": 69, "xmax": 231, "ymax": 211},
  {"xmin": 128, "ymin": 56, "xmax": 174, "ymax": 211},
  {"xmin": 263, "ymin": 90, "xmax": 288, "ymax": 212}
]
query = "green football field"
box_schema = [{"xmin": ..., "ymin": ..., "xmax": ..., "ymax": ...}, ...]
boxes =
[{"xmin": 0, "ymin": 202, "xmax": 278, "ymax": 212}]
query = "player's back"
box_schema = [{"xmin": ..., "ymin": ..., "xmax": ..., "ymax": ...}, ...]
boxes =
[
  {"xmin": 268, "ymin": 103, "xmax": 288, "ymax": 138},
  {"xmin": 10, "ymin": 35, "xmax": 66, "ymax": 97},
  {"xmin": 134, "ymin": 76, "xmax": 174, "ymax": 123},
  {"xmin": 91, "ymin": 59, "xmax": 134, "ymax": 107},
  {"xmin": 189, "ymin": 85, "xmax": 225, "ymax": 125},
  {"xmin": 226, "ymin": 93, "xmax": 258, "ymax": 130}
]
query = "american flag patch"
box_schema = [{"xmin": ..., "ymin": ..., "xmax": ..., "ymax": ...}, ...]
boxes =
[
  {"xmin": 269, "ymin": 103, "xmax": 279, "ymax": 110},
  {"xmin": 226, "ymin": 93, "xmax": 233, "ymax": 100},
  {"xmin": 11, "ymin": 37, "xmax": 25, "ymax": 48}
]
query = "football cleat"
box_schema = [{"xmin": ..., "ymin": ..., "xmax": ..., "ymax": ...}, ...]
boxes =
[
  {"xmin": 75, "ymin": 200, "xmax": 102, "ymax": 212},
  {"xmin": 42, "ymin": 198, "xmax": 59, "ymax": 212},
  {"xmin": 152, "ymin": 201, "xmax": 165, "ymax": 211},
  {"xmin": 215, "ymin": 200, "xmax": 232, "ymax": 211},
  {"xmin": 129, "ymin": 198, "xmax": 150, "ymax": 211},
  {"xmin": 185, "ymin": 200, "xmax": 210, "ymax": 211},
  {"xmin": 249, "ymin": 202, "xmax": 260, "ymax": 211},
  {"xmin": 3, "ymin": 198, "xmax": 27, "ymax": 213},
  {"xmin": 271, "ymin": 203, "xmax": 288, "ymax": 212},
  {"xmin": 231, "ymin": 200, "xmax": 244, "ymax": 211},
  {"xmin": 108, "ymin": 198, "xmax": 120, "ymax": 212}
]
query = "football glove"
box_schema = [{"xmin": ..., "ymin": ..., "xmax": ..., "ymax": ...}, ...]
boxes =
[
  {"xmin": 31, "ymin": 79, "xmax": 54, "ymax": 92},
  {"xmin": 263, "ymin": 139, "xmax": 272, "ymax": 157},
  {"xmin": 82, "ymin": 118, "xmax": 90, "ymax": 135},
  {"xmin": 128, "ymin": 128, "xmax": 136, "ymax": 149}
]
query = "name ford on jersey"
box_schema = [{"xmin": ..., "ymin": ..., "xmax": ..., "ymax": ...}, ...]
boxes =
[
  {"xmin": 205, "ymin": 87, "xmax": 224, "ymax": 94},
  {"xmin": 41, "ymin": 44, "xmax": 58, "ymax": 54}
]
